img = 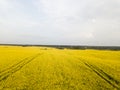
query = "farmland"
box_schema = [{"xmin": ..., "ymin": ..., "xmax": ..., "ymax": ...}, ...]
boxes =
[{"xmin": 0, "ymin": 46, "xmax": 120, "ymax": 90}]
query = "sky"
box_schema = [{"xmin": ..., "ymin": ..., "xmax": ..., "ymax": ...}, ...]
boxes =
[{"xmin": 0, "ymin": 0, "xmax": 120, "ymax": 46}]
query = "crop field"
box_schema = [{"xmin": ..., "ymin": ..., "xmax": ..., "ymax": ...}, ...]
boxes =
[{"xmin": 0, "ymin": 46, "xmax": 120, "ymax": 90}]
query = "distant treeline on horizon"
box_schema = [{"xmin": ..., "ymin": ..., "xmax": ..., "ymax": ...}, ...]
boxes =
[{"xmin": 0, "ymin": 44, "xmax": 120, "ymax": 50}]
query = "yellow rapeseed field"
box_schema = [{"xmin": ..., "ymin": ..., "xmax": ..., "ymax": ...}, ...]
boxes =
[{"xmin": 0, "ymin": 46, "xmax": 120, "ymax": 90}]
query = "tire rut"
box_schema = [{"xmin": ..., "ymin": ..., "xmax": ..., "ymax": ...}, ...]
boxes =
[
  {"xmin": 60, "ymin": 52, "xmax": 120, "ymax": 89},
  {"xmin": 0, "ymin": 53, "xmax": 42, "ymax": 82},
  {"xmin": 82, "ymin": 61, "xmax": 120, "ymax": 90}
]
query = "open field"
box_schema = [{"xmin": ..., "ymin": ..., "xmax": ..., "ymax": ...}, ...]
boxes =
[{"xmin": 0, "ymin": 46, "xmax": 120, "ymax": 90}]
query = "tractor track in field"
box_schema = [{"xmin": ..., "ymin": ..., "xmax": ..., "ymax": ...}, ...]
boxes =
[
  {"xmin": 63, "ymin": 52, "xmax": 120, "ymax": 89},
  {"xmin": 82, "ymin": 60, "xmax": 120, "ymax": 90},
  {"xmin": 0, "ymin": 53, "xmax": 42, "ymax": 82}
]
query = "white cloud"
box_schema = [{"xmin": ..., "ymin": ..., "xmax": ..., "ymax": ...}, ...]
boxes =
[
  {"xmin": 37, "ymin": 0, "xmax": 80, "ymax": 17},
  {"xmin": 0, "ymin": 0, "xmax": 120, "ymax": 45}
]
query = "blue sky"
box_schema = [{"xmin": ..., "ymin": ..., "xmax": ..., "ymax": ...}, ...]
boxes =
[{"xmin": 0, "ymin": 0, "xmax": 120, "ymax": 46}]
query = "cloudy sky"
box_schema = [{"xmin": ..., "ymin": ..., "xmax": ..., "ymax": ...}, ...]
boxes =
[{"xmin": 0, "ymin": 0, "xmax": 120, "ymax": 46}]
